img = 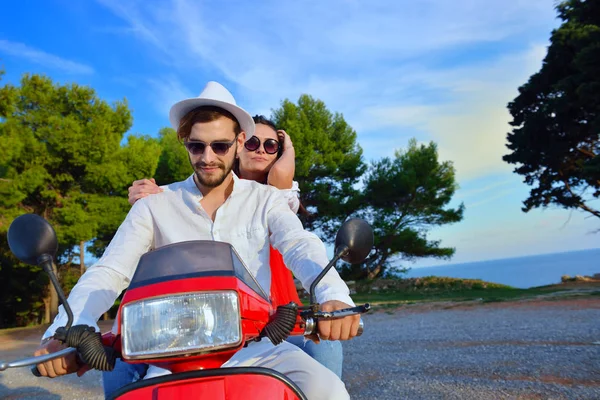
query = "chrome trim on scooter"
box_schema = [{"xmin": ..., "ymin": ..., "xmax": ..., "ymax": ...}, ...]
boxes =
[
  {"xmin": 357, "ymin": 318, "xmax": 364, "ymax": 336},
  {"xmin": 303, "ymin": 318, "xmax": 317, "ymax": 336}
]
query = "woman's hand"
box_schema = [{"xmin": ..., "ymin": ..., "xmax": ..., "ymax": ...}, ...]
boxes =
[
  {"xmin": 128, "ymin": 178, "xmax": 162, "ymax": 205},
  {"xmin": 268, "ymin": 130, "xmax": 296, "ymax": 190},
  {"xmin": 277, "ymin": 130, "xmax": 294, "ymax": 152}
]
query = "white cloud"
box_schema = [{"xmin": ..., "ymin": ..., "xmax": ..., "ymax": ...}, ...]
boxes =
[
  {"xmin": 0, "ymin": 39, "xmax": 94, "ymax": 75},
  {"xmin": 409, "ymin": 207, "xmax": 599, "ymax": 267},
  {"xmin": 456, "ymin": 179, "xmax": 515, "ymax": 199},
  {"xmin": 94, "ymin": 0, "xmax": 558, "ymax": 183},
  {"xmin": 147, "ymin": 75, "xmax": 195, "ymax": 120},
  {"xmin": 321, "ymin": 1, "xmax": 551, "ymax": 54},
  {"xmin": 94, "ymin": 0, "xmax": 165, "ymax": 50},
  {"xmin": 350, "ymin": 44, "xmax": 550, "ymax": 182},
  {"xmin": 468, "ymin": 188, "xmax": 517, "ymax": 208},
  {"xmin": 93, "ymin": 0, "xmax": 556, "ymax": 87}
]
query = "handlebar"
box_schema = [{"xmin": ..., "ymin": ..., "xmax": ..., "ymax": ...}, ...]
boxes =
[
  {"xmin": 309, "ymin": 304, "xmax": 371, "ymax": 320},
  {"xmin": 260, "ymin": 302, "xmax": 370, "ymax": 345},
  {"xmin": 2, "ymin": 302, "xmax": 371, "ymax": 377},
  {"xmin": 0, "ymin": 324, "xmax": 118, "ymax": 377},
  {"xmin": 0, "ymin": 347, "xmax": 77, "ymax": 374},
  {"xmin": 302, "ymin": 304, "xmax": 370, "ymax": 337}
]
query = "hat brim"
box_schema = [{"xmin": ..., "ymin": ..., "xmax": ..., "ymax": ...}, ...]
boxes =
[{"xmin": 169, "ymin": 98, "xmax": 255, "ymax": 137}]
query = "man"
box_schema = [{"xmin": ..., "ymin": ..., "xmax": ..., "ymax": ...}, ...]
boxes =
[{"xmin": 34, "ymin": 81, "xmax": 358, "ymax": 400}]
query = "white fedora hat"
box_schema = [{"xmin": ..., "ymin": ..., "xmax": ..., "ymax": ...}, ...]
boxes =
[{"xmin": 169, "ymin": 81, "xmax": 255, "ymax": 137}]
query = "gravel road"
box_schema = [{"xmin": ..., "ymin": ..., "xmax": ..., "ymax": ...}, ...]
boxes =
[
  {"xmin": 344, "ymin": 298, "xmax": 600, "ymax": 399},
  {"xmin": 2, "ymin": 297, "xmax": 599, "ymax": 399}
]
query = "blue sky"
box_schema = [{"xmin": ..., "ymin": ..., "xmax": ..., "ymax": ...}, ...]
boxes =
[{"xmin": 1, "ymin": 0, "xmax": 598, "ymax": 268}]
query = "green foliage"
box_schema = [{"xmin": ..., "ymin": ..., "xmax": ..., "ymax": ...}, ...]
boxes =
[
  {"xmin": 0, "ymin": 246, "xmax": 47, "ymax": 327},
  {"xmin": 354, "ymin": 277, "xmax": 511, "ymax": 294},
  {"xmin": 0, "ymin": 72, "xmax": 161, "ymax": 327},
  {"xmin": 59, "ymin": 264, "xmax": 83, "ymax": 296},
  {"xmin": 350, "ymin": 277, "xmax": 600, "ymax": 306},
  {"xmin": 86, "ymin": 196, "xmax": 132, "ymax": 259},
  {"xmin": 272, "ymin": 95, "xmax": 366, "ymax": 237},
  {"xmin": 504, "ymin": 0, "xmax": 600, "ymax": 219},
  {"xmin": 340, "ymin": 139, "xmax": 464, "ymax": 280},
  {"xmin": 154, "ymin": 127, "xmax": 193, "ymax": 185}
]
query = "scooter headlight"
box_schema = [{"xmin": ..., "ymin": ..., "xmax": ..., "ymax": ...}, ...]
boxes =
[{"xmin": 121, "ymin": 291, "xmax": 241, "ymax": 359}]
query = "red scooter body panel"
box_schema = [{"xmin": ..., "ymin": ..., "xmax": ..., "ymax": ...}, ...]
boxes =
[{"xmin": 113, "ymin": 372, "xmax": 303, "ymax": 400}]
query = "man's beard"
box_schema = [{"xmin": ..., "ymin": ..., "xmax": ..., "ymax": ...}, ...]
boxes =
[{"xmin": 192, "ymin": 158, "xmax": 235, "ymax": 188}]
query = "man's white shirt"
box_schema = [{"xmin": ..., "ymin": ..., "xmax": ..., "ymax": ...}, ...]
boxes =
[{"xmin": 43, "ymin": 173, "xmax": 353, "ymax": 339}]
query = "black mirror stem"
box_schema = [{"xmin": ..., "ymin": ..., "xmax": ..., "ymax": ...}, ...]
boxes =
[
  {"xmin": 309, "ymin": 245, "xmax": 349, "ymax": 307},
  {"xmin": 38, "ymin": 254, "xmax": 74, "ymax": 332}
]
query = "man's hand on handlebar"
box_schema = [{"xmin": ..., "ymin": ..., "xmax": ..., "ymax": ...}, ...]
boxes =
[
  {"xmin": 317, "ymin": 300, "xmax": 361, "ymax": 341},
  {"xmin": 33, "ymin": 339, "xmax": 90, "ymax": 378}
]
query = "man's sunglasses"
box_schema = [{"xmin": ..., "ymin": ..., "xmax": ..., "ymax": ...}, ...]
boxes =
[
  {"xmin": 183, "ymin": 139, "xmax": 236, "ymax": 156},
  {"xmin": 244, "ymin": 136, "xmax": 280, "ymax": 155}
]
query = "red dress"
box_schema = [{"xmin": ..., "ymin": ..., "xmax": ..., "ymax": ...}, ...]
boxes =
[{"xmin": 269, "ymin": 245, "xmax": 302, "ymax": 307}]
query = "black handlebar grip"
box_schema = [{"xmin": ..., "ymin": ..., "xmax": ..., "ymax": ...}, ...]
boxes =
[{"xmin": 31, "ymin": 365, "xmax": 42, "ymax": 377}]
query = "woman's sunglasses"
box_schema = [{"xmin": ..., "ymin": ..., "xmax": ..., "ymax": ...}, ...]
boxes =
[
  {"xmin": 244, "ymin": 136, "xmax": 280, "ymax": 155},
  {"xmin": 183, "ymin": 139, "xmax": 236, "ymax": 156}
]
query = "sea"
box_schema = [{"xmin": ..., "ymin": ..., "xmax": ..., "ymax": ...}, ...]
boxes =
[{"xmin": 403, "ymin": 248, "xmax": 600, "ymax": 288}]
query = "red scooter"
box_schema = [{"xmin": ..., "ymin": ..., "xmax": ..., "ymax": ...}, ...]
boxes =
[{"xmin": 1, "ymin": 214, "xmax": 373, "ymax": 399}]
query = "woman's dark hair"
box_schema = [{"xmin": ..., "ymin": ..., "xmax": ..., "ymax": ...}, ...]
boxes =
[{"xmin": 252, "ymin": 115, "xmax": 277, "ymax": 131}]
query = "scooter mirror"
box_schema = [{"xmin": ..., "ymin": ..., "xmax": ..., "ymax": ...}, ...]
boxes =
[
  {"xmin": 334, "ymin": 218, "xmax": 374, "ymax": 264},
  {"xmin": 7, "ymin": 214, "xmax": 58, "ymax": 266}
]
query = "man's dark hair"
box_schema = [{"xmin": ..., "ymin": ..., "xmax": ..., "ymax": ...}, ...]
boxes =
[{"xmin": 178, "ymin": 106, "xmax": 241, "ymax": 141}]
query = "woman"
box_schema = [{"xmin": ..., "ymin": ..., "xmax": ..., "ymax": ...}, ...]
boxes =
[{"xmin": 106, "ymin": 116, "xmax": 343, "ymax": 396}]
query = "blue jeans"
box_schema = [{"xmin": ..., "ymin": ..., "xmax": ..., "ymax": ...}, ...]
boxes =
[
  {"xmin": 102, "ymin": 338, "xmax": 343, "ymax": 398},
  {"xmin": 284, "ymin": 336, "xmax": 343, "ymax": 379}
]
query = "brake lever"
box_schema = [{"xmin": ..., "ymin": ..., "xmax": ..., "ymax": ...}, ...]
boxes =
[{"xmin": 310, "ymin": 303, "xmax": 371, "ymax": 319}]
